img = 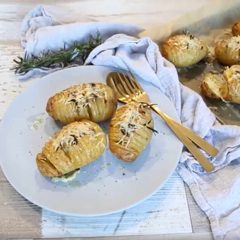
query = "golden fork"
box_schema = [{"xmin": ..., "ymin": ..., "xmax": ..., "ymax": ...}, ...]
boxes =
[{"xmin": 107, "ymin": 72, "xmax": 218, "ymax": 172}]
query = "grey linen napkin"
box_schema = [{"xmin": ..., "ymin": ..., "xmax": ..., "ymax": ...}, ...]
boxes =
[{"xmin": 19, "ymin": 5, "xmax": 142, "ymax": 79}]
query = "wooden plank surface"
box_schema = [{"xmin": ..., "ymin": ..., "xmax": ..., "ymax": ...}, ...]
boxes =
[
  {"xmin": 41, "ymin": 173, "xmax": 192, "ymax": 238},
  {"xmin": 185, "ymin": 186, "xmax": 211, "ymax": 234},
  {"xmin": 0, "ymin": 42, "xmax": 31, "ymax": 119},
  {"xmin": 35, "ymin": 233, "xmax": 213, "ymax": 240},
  {"xmin": 1, "ymin": 0, "xmax": 236, "ymax": 238},
  {"xmin": 0, "ymin": 180, "xmax": 41, "ymax": 238}
]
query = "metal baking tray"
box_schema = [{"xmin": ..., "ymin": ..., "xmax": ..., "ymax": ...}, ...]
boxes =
[{"xmin": 168, "ymin": 3, "xmax": 240, "ymax": 126}]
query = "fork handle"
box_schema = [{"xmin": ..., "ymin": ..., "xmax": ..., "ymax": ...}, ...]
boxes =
[
  {"xmin": 150, "ymin": 104, "xmax": 218, "ymax": 157},
  {"xmin": 168, "ymin": 122, "xmax": 214, "ymax": 172},
  {"xmin": 172, "ymin": 120, "xmax": 218, "ymax": 156},
  {"xmin": 150, "ymin": 105, "xmax": 215, "ymax": 172}
]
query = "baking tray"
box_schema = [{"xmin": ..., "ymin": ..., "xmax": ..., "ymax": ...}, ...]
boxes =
[
  {"xmin": 179, "ymin": 3, "xmax": 240, "ymax": 126},
  {"xmin": 160, "ymin": 1, "xmax": 240, "ymax": 126}
]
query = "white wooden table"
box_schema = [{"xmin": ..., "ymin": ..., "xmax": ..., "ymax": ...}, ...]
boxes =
[{"xmin": 0, "ymin": 0, "xmax": 238, "ymax": 239}]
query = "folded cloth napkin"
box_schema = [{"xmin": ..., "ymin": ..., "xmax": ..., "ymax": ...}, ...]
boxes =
[
  {"xmin": 85, "ymin": 34, "xmax": 240, "ymax": 240},
  {"xmin": 20, "ymin": 5, "xmax": 240, "ymax": 240},
  {"xmin": 19, "ymin": 5, "xmax": 142, "ymax": 79}
]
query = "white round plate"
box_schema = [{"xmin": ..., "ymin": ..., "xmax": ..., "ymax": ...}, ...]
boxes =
[{"xmin": 0, "ymin": 66, "xmax": 182, "ymax": 216}]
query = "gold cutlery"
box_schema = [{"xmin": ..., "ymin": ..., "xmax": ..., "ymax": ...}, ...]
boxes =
[{"xmin": 107, "ymin": 72, "xmax": 218, "ymax": 172}]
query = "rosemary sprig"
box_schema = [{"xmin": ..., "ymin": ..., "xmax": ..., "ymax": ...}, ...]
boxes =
[{"xmin": 13, "ymin": 35, "xmax": 102, "ymax": 74}]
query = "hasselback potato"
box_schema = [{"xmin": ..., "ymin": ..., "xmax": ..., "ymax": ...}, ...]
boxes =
[
  {"xmin": 215, "ymin": 36, "xmax": 240, "ymax": 66},
  {"xmin": 161, "ymin": 34, "xmax": 208, "ymax": 67},
  {"xmin": 46, "ymin": 83, "xmax": 117, "ymax": 124},
  {"xmin": 223, "ymin": 65, "xmax": 240, "ymax": 103},
  {"xmin": 109, "ymin": 102, "xmax": 154, "ymax": 162},
  {"xmin": 36, "ymin": 120, "xmax": 106, "ymax": 177}
]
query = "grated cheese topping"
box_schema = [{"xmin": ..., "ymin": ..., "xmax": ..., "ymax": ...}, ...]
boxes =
[
  {"xmin": 169, "ymin": 35, "xmax": 202, "ymax": 50},
  {"xmin": 115, "ymin": 104, "xmax": 151, "ymax": 148},
  {"xmin": 227, "ymin": 36, "xmax": 240, "ymax": 50},
  {"xmin": 225, "ymin": 66, "xmax": 240, "ymax": 98},
  {"xmin": 64, "ymin": 84, "xmax": 106, "ymax": 108},
  {"xmin": 53, "ymin": 121, "xmax": 103, "ymax": 151}
]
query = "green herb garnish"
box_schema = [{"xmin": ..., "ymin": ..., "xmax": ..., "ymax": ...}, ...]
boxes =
[{"xmin": 13, "ymin": 34, "xmax": 102, "ymax": 74}]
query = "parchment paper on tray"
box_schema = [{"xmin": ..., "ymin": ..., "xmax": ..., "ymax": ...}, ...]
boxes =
[
  {"xmin": 177, "ymin": 1, "xmax": 240, "ymax": 126},
  {"xmin": 144, "ymin": 0, "xmax": 240, "ymax": 125}
]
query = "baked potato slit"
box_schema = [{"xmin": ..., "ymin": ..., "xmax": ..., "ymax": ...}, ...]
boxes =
[
  {"xmin": 36, "ymin": 120, "xmax": 106, "ymax": 177},
  {"xmin": 109, "ymin": 102, "xmax": 154, "ymax": 162},
  {"xmin": 46, "ymin": 83, "xmax": 117, "ymax": 124}
]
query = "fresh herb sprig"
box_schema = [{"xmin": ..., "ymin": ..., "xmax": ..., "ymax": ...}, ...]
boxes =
[{"xmin": 13, "ymin": 35, "xmax": 102, "ymax": 74}]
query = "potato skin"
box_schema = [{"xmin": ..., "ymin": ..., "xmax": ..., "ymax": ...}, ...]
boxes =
[
  {"xmin": 46, "ymin": 83, "xmax": 117, "ymax": 124},
  {"xmin": 109, "ymin": 103, "xmax": 154, "ymax": 162},
  {"xmin": 215, "ymin": 37, "xmax": 240, "ymax": 66},
  {"xmin": 36, "ymin": 120, "xmax": 106, "ymax": 177},
  {"xmin": 161, "ymin": 34, "xmax": 208, "ymax": 67},
  {"xmin": 223, "ymin": 65, "xmax": 240, "ymax": 104},
  {"xmin": 232, "ymin": 22, "xmax": 240, "ymax": 36}
]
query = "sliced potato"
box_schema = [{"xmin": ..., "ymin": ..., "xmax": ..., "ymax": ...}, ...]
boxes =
[
  {"xmin": 109, "ymin": 102, "xmax": 154, "ymax": 162},
  {"xmin": 201, "ymin": 66, "xmax": 240, "ymax": 104},
  {"xmin": 201, "ymin": 72, "xmax": 227, "ymax": 99},
  {"xmin": 161, "ymin": 34, "xmax": 208, "ymax": 67},
  {"xmin": 36, "ymin": 120, "xmax": 106, "ymax": 177},
  {"xmin": 215, "ymin": 36, "xmax": 240, "ymax": 66},
  {"xmin": 47, "ymin": 83, "xmax": 117, "ymax": 124},
  {"xmin": 223, "ymin": 65, "xmax": 240, "ymax": 103}
]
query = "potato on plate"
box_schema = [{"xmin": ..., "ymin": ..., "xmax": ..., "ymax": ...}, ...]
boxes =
[
  {"xmin": 109, "ymin": 102, "xmax": 154, "ymax": 162},
  {"xmin": 47, "ymin": 83, "xmax": 117, "ymax": 124},
  {"xmin": 36, "ymin": 120, "xmax": 106, "ymax": 178}
]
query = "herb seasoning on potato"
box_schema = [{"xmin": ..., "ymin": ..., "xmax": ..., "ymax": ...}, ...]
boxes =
[
  {"xmin": 109, "ymin": 102, "xmax": 155, "ymax": 162},
  {"xmin": 47, "ymin": 83, "xmax": 117, "ymax": 124}
]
